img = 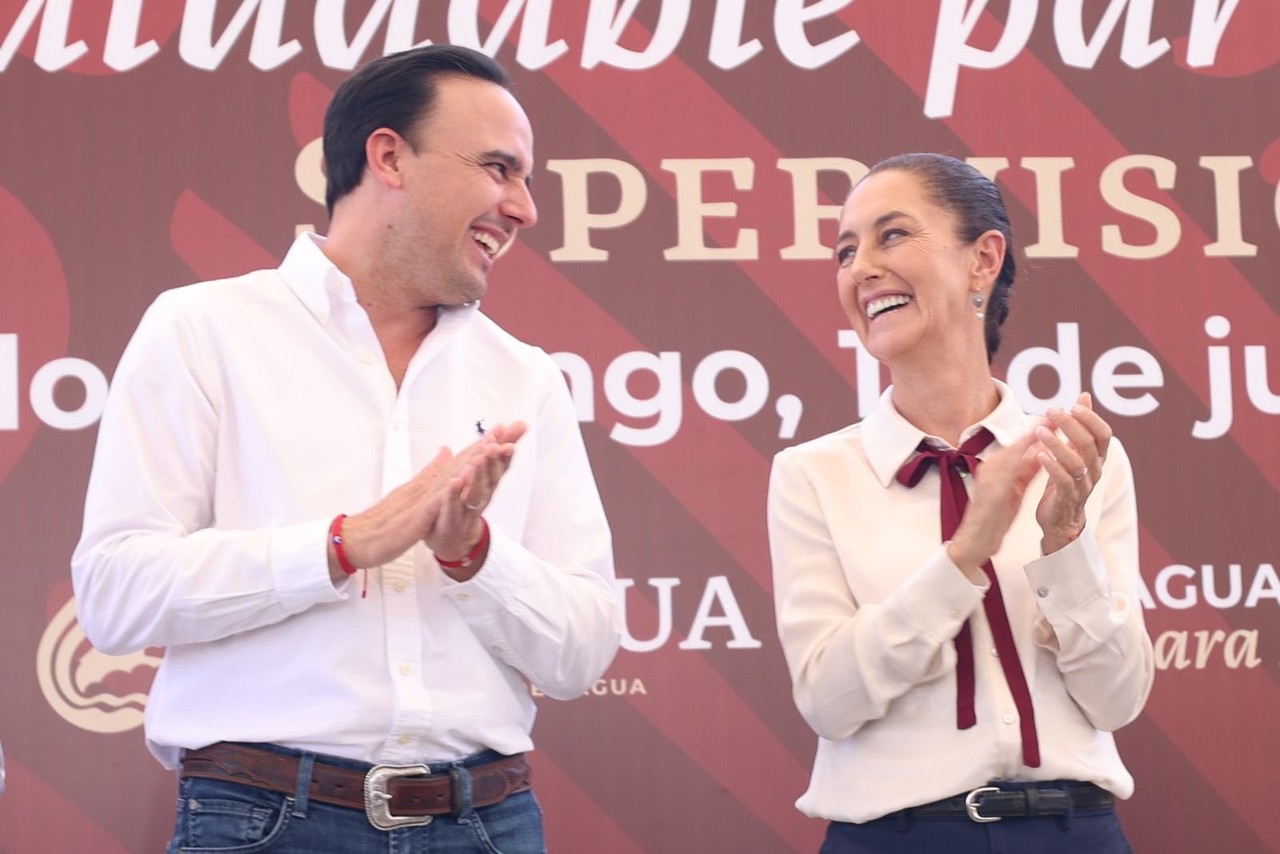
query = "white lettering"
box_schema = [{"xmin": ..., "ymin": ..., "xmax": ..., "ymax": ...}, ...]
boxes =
[
  {"xmin": 1192, "ymin": 315, "xmax": 1232, "ymax": 440},
  {"xmin": 691, "ymin": 351, "xmax": 769, "ymax": 422},
  {"xmin": 773, "ymin": 0, "xmax": 858, "ymax": 70},
  {"xmin": 313, "ymin": 0, "xmax": 398, "ymax": 70},
  {"xmin": 616, "ymin": 577, "xmax": 681, "ymax": 652},
  {"xmin": 0, "ymin": 0, "xmax": 86, "ymax": 72},
  {"xmin": 448, "ymin": 0, "xmax": 567, "ymax": 70},
  {"xmin": 926, "ymin": 0, "xmax": 1036, "ymax": 119},
  {"xmin": 581, "ymin": 0, "xmax": 690, "ymax": 70},
  {"xmin": 679, "ymin": 575, "xmax": 762, "ymax": 650},
  {"xmin": 1244, "ymin": 346, "xmax": 1280, "ymax": 416},
  {"xmin": 1091, "ymin": 346, "xmax": 1163, "ymax": 417},
  {"xmin": 1244, "ymin": 563, "xmax": 1280, "ymax": 608},
  {"xmin": 1186, "ymin": 0, "xmax": 1242, "ymax": 67},
  {"xmin": 552, "ymin": 352, "xmax": 595, "ymax": 422},
  {"xmin": 1154, "ymin": 564, "xmax": 1198, "ymax": 610},
  {"xmin": 179, "ymin": 0, "xmax": 300, "ymax": 72},
  {"xmin": 30, "ymin": 357, "xmax": 108, "ymax": 430},
  {"xmin": 837, "ymin": 330, "xmax": 884, "ymax": 418},
  {"xmin": 708, "ymin": 0, "xmax": 761, "ymax": 70},
  {"xmin": 1006, "ymin": 322, "xmax": 1082, "ymax": 415},
  {"xmin": 1054, "ymin": 0, "xmax": 1167, "ymax": 70},
  {"xmin": 603, "ymin": 351, "xmax": 682, "ymax": 446},
  {"xmin": 0, "ymin": 335, "xmax": 16, "ymax": 430},
  {"xmin": 103, "ymin": 0, "xmax": 158, "ymax": 71}
]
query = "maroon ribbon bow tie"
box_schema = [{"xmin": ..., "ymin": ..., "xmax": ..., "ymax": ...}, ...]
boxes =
[{"xmin": 895, "ymin": 428, "xmax": 1041, "ymax": 768}]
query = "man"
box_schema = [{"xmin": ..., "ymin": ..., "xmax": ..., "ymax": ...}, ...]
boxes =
[{"xmin": 72, "ymin": 45, "xmax": 620, "ymax": 852}]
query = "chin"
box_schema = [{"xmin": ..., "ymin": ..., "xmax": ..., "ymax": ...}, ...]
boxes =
[{"xmin": 862, "ymin": 330, "xmax": 925, "ymax": 367}]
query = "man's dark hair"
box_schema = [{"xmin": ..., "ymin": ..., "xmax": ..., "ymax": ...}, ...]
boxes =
[
  {"xmin": 864, "ymin": 153, "xmax": 1017, "ymax": 361},
  {"xmin": 322, "ymin": 45, "xmax": 511, "ymax": 216}
]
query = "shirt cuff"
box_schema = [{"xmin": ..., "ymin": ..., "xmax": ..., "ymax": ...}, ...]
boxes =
[
  {"xmin": 1024, "ymin": 530, "xmax": 1109, "ymax": 617},
  {"xmin": 269, "ymin": 518, "xmax": 351, "ymax": 611},
  {"xmin": 897, "ymin": 546, "xmax": 988, "ymax": 642},
  {"xmin": 438, "ymin": 525, "xmax": 519, "ymax": 615}
]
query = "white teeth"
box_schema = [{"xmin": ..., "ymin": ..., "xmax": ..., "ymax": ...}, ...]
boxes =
[
  {"xmin": 470, "ymin": 229, "xmax": 501, "ymax": 256},
  {"xmin": 866, "ymin": 294, "xmax": 911, "ymax": 319}
]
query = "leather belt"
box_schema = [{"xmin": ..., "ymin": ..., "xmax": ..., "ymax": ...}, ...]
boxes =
[
  {"xmin": 180, "ymin": 742, "xmax": 531, "ymax": 830},
  {"xmin": 908, "ymin": 782, "xmax": 1114, "ymax": 823}
]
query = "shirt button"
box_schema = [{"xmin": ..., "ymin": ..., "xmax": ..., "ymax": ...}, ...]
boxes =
[
  {"xmin": 398, "ymin": 664, "xmax": 411, "ymax": 676},
  {"xmin": 948, "ymin": 609, "xmax": 961, "ymax": 619},
  {"xmin": 393, "ymin": 581, "xmax": 406, "ymax": 593},
  {"xmin": 1002, "ymin": 713, "xmax": 1015, "ymax": 725},
  {"xmin": 359, "ymin": 352, "xmax": 375, "ymax": 364},
  {"xmin": 455, "ymin": 593, "xmax": 471, "ymax": 602},
  {"xmin": 1036, "ymin": 587, "xmax": 1049, "ymax": 598},
  {"xmin": 491, "ymin": 645, "xmax": 504, "ymax": 653}
]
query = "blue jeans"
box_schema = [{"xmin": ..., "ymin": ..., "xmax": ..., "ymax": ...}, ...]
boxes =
[
  {"xmin": 821, "ymin": 805, "xmax": 1132, "ymax": 853},
  {"xmin": 167, "ymin": 745, "xmax": 546, "ymax": 853}
]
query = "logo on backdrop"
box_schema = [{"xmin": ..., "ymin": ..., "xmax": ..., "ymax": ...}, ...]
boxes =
[{"xmin": 36, "ymin": 596, "xmax": 161, "ymax": 734}]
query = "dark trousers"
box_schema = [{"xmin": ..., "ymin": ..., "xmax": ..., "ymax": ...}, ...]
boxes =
[
  {"xmin": 821, "ymin": 806, "xmax": 1131, "ymax": 854},
  {"xmin": 166, "ymin": 744, "xmax": 545, "ymax": 854}
]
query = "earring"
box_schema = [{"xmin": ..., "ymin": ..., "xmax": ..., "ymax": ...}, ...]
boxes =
[{"xmin": 971, "ymin": 291, "xmax": 985, "ymax": 320}]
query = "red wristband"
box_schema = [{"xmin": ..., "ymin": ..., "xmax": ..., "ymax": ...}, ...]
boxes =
[
  {"xmin": 329, "ymin": 514, "xmax": 358, "ymax": 575},
  {"xmin": 436, "ymin": 519, "xmax": 490, "ymax": 570}
]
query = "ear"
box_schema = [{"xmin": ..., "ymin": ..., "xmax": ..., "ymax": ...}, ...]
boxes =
[
  {"xmin": 364, "ymin": 127, "xmax": 409, "ymax": 191},
  {"xmin": 971, "ymin": 228, "xmax": 1006, "ymax": 291}
]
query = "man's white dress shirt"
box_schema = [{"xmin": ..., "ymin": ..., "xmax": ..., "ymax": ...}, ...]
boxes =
[{"xmin": 73, "ymin": 234, "xmax": 620, "ymax": 769}]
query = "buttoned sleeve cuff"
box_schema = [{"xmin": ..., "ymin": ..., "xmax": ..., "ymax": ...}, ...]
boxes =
[
  {"xmin": 270, "ymin": 518, "xmax": 352, "ymax": 610},
  {"xmin": 438, "ymin": 527, "xmax": 527, "ymax": 616},
  {"xmin": 1024, "ymin": 531, "xmax": 1112, "ymax": 650},
  {"xmin": 1024, "ymin": 531, "xmax": 1108, "ymax": 615},
  {"xmin": 897, "ymin": 546, "xmax": 988, "ymax": 642}
]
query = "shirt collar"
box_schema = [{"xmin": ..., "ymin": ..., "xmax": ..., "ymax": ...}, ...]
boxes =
[
  {"xmin": 277, "ymin": 232, "xmax": 479, "ymax": 328},
  {"xmin": 861, "ymin": 379, "xmax": 1030, "ymax": 487},
  {"xmin": 277, "ymin": 233, "xmax": 354, "ymax": 325}
]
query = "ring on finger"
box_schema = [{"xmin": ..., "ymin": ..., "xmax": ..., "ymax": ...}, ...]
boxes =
[
  {"xmin": 464, "ymin": 499, "xmax": 484, "ymax": 511},
  {"xmin": 1073, "ymin": 470, "xmax": 1087, "ymax": 481}
]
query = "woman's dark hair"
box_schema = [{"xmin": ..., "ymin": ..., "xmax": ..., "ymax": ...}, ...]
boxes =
[
  {"xmin": 864, "ymin": 153, "xmax": 1016, "ymax": 360},
  {"xmin": 322, "ymin": 45, "xmax": 511, "ymax": 216}
]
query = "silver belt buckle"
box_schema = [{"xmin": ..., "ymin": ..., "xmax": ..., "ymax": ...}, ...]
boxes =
[
  {"xmin": 364, "ymin": 763, "xmax": 434, "ymax": 830},
  {"xmin": 964, "ymin": 786, "xmax": 1002, "ymax": 823}
]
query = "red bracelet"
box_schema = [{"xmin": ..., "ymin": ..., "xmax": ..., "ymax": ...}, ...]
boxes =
[
  {"xmin": 329, "ymin": 514, "xmax": 358, "ymax": 575},
  {"xmin": 436, "ymin": 519, "xmax": 490, "ymax": 570},
  {"xmin": 329, "ymin": 514, "xmax": 369, "ymax": 598}
]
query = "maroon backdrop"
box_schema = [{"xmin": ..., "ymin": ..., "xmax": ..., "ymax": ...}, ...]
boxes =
[{"xmin": 2, "ymin": 2, "xmax": 1278, "ymax": 851}]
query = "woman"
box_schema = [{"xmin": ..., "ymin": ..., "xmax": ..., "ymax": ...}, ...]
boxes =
[{"xmin": 767, "ymin": 154, "xmax": 1153, "ymax": 853}]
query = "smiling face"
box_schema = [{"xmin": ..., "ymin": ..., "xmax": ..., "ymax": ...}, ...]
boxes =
[
  {"xmin": 835, "ymin": 168, "xmax": 999, "ymax": 372},
  {"xmin": 390, "ymin": 74, "xmax": 538, "ymax": 307}
]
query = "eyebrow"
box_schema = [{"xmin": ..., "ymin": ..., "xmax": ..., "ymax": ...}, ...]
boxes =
[
  {"xmin": 482, "ymin": 149, "xmax": 533, "ymax": 188},
  {"xmin": 836, "ymin": 210, "xmax": 911, "ymax": 244}
]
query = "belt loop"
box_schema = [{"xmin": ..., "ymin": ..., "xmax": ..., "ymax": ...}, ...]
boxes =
[
  {"xmin": 1056, "ymin": 784, "xmax": 1074, "ymax": 831},
  {"xmin": 450, "ymin": 764, "xmax": 474, "ymax": 819},
  {"xmin": 894, "ymin": 809, "xmax": 912, "ymax": 834},
  {"xmin": 291, "ymin": 751, "xmax": 317, "ymax": 818}
]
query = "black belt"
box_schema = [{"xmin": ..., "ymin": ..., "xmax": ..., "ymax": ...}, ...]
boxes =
[{"xmin": 906, "ymin": 782, "xmax": 1114, "ymax": 823}]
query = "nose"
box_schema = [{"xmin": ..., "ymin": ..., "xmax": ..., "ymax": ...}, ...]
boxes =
[
  {"xmin": 847, "ymin": 245, "xmax": 881, "ymax": 290},
  {"xmin": 502, "ymin": 180, "xmax": 538, "ymax": 229}
]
